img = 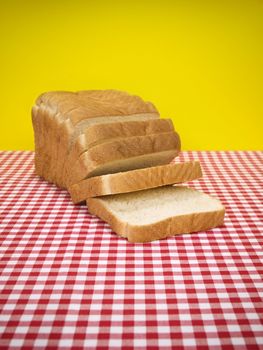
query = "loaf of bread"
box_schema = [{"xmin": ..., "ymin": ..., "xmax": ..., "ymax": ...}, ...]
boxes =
[{"xmin": 32, "ymin": 89, "xmax": 225, "ymax": 242}]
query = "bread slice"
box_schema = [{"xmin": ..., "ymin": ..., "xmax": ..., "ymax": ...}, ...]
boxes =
[
  {"xmin": 33, "ymin": 90, "xmax": 159, "ymax": 187},
  {"xmin": 66, "ymin": 131, "xmax": 181, "ymax": 186},
  {"xmin": 69, "ymin": 161, "xmax": 202, "ymax": 203},
  {"xmin": 62, "ymin": 118, "xmax": 174, "ymax": 186},
  {"xmin": 87, "ymin": 186, "xmax": 225, "ymax": 243},
  {"xmin": 75, "ymin": 118, "xmax": 174, "ymax": 149}
]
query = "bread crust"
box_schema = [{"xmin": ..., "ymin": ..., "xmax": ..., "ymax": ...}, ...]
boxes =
[
  {"xmin": 32, "ymin": 104, "xmax": 58, "ymax": 182},
  {"xmin": 69, "ymin": 161, "xmax": 202, "ymax": 203}
]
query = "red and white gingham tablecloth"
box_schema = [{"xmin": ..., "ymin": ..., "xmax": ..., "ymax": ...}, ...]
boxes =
[{"xmin": 0, "ymin": 151, "xmax": 262, "ymax": 349}]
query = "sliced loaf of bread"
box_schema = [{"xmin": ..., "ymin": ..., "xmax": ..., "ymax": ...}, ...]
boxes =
[{"xmin": 32, "ymin": 90, "xmax": 225, "ymax": 243}]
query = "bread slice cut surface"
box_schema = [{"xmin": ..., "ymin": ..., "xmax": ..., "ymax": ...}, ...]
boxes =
[
  {"xmin": 69, "ymin": 161, "xmax": 202, "ymax": 203},
  {"xmin": 87, "ymin": 186, "xmax": 225, "ymax": 243}
]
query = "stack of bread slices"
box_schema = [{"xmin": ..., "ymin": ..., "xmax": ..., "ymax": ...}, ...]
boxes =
[{"xmin": 32, "ymin": 90, "xmax": 225, "ymax": 242}]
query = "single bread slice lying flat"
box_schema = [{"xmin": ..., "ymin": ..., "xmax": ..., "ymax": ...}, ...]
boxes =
[
  {"xmin": 87, "ymin": 186, "xmax": 225, "ymax": 243},
  {"xmin": 69, "ymin": 161, "xmax": 202, "ymax": 203}
]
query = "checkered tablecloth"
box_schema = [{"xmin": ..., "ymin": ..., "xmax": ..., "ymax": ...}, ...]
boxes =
[{"xmin": 0, "ymin": 151, "xmax": 262, "ymax": 349}]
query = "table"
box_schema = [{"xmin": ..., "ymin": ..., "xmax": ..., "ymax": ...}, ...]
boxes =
[{"xmin": 0, "ymin": 151, "xmax": 262, "ymax": 349}]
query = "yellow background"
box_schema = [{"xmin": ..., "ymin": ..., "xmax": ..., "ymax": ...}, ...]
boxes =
[{"xmin": 0, "ymin": 0, "xmax": 262, "ymax": 150}]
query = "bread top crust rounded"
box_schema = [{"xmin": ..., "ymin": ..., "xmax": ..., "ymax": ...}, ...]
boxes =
[{"xmin": 35, "ymin": 90, "xmax": 159, "ymax": 117}]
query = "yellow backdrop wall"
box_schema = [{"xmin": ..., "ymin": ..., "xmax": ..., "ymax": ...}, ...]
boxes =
[{"xmin": 0, "ymin": 0, "xmax": 262, "ymax": 150}]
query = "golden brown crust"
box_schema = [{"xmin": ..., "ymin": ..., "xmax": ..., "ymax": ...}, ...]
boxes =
[
  {"xmin": 31, "ymin": 106, "xmax": 42, "ymax": 176},
  {"xmin": 69, "ymin": 161, "xmax": 202, "ymax": 203},
  {"xmin": 36, "ymin": 90, "xmax": 158, "ymax": 117},
  {"xmin": 32, "ymin": 104, "xmax": 57, "ymax": 183}
]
